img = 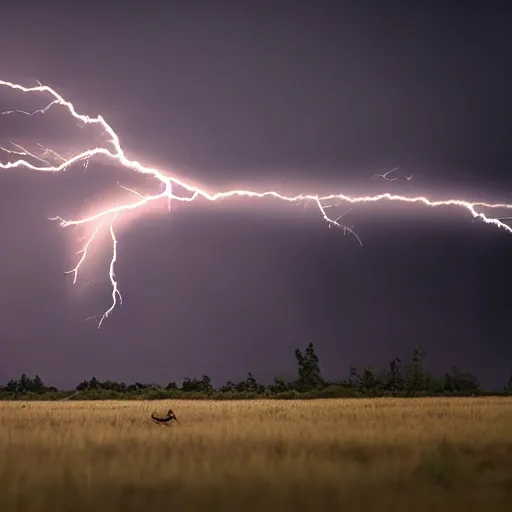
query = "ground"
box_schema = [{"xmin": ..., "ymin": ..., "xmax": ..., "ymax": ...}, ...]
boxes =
[{"xmin": 0, "ymin": 398, "xmax": 511, "ymax": 511}]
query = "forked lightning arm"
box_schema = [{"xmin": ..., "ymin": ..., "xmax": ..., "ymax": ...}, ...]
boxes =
[{"xmin": 1, "ymin": 79, "xmax": 511, "ymax": 327}]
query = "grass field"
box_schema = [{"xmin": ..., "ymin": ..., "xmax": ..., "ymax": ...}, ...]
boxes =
[{"xmin": 0, "ymin": 398, "xmax": 511, "ymax": 511}]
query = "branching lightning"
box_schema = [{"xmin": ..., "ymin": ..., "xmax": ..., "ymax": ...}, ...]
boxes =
[
  {"xmin": 371, "ymin": 166, "xmax": 413, "ymax": 182},
  {"xmin": 1, "ymin": 79, "xmax": 512, "ymax": 327}
]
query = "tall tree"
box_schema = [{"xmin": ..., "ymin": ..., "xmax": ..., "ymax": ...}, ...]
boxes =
[
  {"xmin": 18, "ymin": 374, "xmax": 31, "ymax": 393},
  {"xmin": 408, "ymin": 345, "xmax": 427, "ymax": 392},
  {"xmin": 89, "ymin": 377, "xmax": 100, "ymax": 389},
  {"xmin": 294, "ymin": 342, "xmax": 324, "ymax": 391},
  {"xmin": 387, "ymin": 358, "xmax": 404, "ymax": 392},
  {"xmin": 31, "ymin": 375, "xmax": 45, "ymax": 393},
  {"xmin": 347, "ymin": 367, "xmax": 361, "ymax": 388},
  {"xmin": 360, "ymin": 367, "xmax": 382, "ymax": 390}
]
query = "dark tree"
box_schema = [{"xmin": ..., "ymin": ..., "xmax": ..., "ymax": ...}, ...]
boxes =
[
  {"xmin": 181, "ymin": 375, "xmax": 213, "ymax": 393},
  {"xmin": 31, "ymin": 375, "xmax": 46, "ymax": 394},
  {"xmin": 234, "ymin": 373, "xmax": 265, "ymax": 393},
  {"xmin": 244, "ymin": 373, "xmax": 265, "ymax": 393},
  {"xmin": 268, "ymin": 377, "xmax": 291, "ymax": 393},
  {"xmin": 387, "ymin": 358, "xmax": 404, "ymax": 392},
  {"xmin": 408, "ymin": 345, "xmax": 427, "ymax": 391},
  {"xmin": 347, "ymin": 367, "xmax": 361, "ymax": 388},
  {"xmin": 18, "ymin": 374, "xmax": 31, "ymax": 393},
  {"xmin": 76, "ymin": 380, "xmax": 89, "ymax": 391},
  {"xmin": 220, "ymin": 381, "xmax": 237, "ymax": 392},
  {"xmin": 201, "ymin": 375, "xmax": 214, "ymax": 393},
  {"xmin": 100, "ymin": 380, "xmax": 126, "ymax": 392},
  {"xmin": 444, "ymin": 367, "xmax": 480, "ymax": 393},
  {"xmin": 360, "ymin": 367, "xmax": 382, "ymax": 390},
  {"xmin": 294, "ymin": 342, "xmax": 324, "ymax": 391},
  {"xmin": 4, "ymin": 379, "xmax": 18, "ymax": 393},
  {"xmin": 89, "ymin": 377, "xmax": 100, "ymax": 390}
]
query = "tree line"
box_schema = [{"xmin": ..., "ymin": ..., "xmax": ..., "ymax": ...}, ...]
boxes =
[{"xmin": 1, "ymin": 343, "xmax": 511, "ymax": 400}]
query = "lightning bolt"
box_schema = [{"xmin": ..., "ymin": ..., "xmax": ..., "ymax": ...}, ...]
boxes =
[
  {"xmin": 371, "ymin": 166, "xmax": 413, "ymax": 182},
  {"xmin": 1, "ymin": 79, "xmax": 511, "ymax": 327},
  {"xmin": 65, "ymin": 222, "xmax": 103, "ymax": 285}
]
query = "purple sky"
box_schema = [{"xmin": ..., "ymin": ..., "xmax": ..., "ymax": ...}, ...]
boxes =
[{"xmin": 0, "ymin": 2, "xmax": 511, "ymax": 389}]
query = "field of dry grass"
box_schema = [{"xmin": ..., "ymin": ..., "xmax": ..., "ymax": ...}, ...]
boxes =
[{"xmin": 0, "ymin": 397, "xmax": 511, "ymax": 511}]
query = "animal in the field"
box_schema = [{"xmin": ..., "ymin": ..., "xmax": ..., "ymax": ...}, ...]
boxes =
[{"xmin": 151, "ymin": 408, "xmax": 179, "ymax": 425}]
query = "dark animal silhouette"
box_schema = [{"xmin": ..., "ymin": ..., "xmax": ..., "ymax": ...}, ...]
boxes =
[{"xmin": 151, "ymin": 408, "xmax": 179, "ymax": 425}]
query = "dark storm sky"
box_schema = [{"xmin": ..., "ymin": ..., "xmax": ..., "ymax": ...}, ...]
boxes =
[{"xmin": 0, "ymin": 2, "xmax": 511, "ymax": 389}]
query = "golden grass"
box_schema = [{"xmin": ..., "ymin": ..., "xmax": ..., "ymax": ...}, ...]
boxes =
[{"xmin": 1, "ymin": 398, "xmax": 511, "ymax": 511}]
